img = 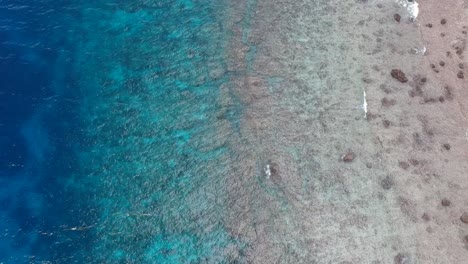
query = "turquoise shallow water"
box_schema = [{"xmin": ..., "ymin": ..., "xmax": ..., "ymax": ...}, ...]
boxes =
[
  {"xmin": 66, "ymin": 0, "xmax": 247, "ymax": 262},
  {"xmin": 1, "ymin": 0, "xmax": 246, "ymax": 263}
]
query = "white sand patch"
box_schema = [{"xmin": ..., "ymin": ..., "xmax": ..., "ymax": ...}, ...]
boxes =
[
  {"xmin": 418, "ymin": 46, "xmax": 426, "ymax": 55},
  {"xmin": 412, "ymin": 46, "xmax": 426, "ymax": 55},
  {"xmin": 396, "ymin": 0, "xmax": 419, "ymax": 20}
]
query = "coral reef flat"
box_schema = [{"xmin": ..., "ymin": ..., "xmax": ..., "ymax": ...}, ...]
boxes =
[
  {"xmin": 1, "ymin": 0, "xmax": 467, "ymax": 263},
  {"xmin": 224, "ymin": 0, "xmax": 468, "ymax": 263}
]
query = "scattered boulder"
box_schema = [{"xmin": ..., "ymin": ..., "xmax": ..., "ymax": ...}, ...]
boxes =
[
  {"xmin": 444, "ymin": 86, "xmax": 454, "ymax": 100},
  {"xmin": 399, "ymin": 161, "xmax": 409, "ymax": 170},
  {"xmin": 412, "ymin": 132, "xmax": 423, "ymax": 145},
  {"xmin": 394, "ymin": 252, "xmax": 411, "ymax": 264},
  {"xmin": 443, "ymin": 143, "xmax": 451, "ymax": 150},
  {"xmin": 381, "ymin": 97, "xmax": 397, "ymax": 107},
  {"xmin": 457, "ymin": 71, "xmax": 464, "ymax": 79},
  {"xmin": 381, "ymin": 175, "xmax": 394, "ymax": 190},
  {"xmin": 383, "ymin": 119, "xmax": 391, "ymax": 128},
  {"xmin": 391, "ymin": 69, "xmax": 408, "ymax": 83},
  {"xmin": 394, "ymin": 14, "xmax": 401, "ymax": 22},
  {"xmin": 461, "ymin": 213, "xmax": 468, "ymax": 224},
  {"xmin": 451, "ymin": 38, "xmax": 466, "ymax": 55},
  {"xmin": 409, "ymin": 86, "xmax": 423, "ymax": 97},
  {"xmin": 342, "ymin": 152, "xmax": 355, "ymax": 162},
  {"xmin": 441, "ymin": 198, "xmax": 451, "ymax": 207},
  {"xmin": 423, "ymin": 97, "xmax": 437, "ymax": 104},
  {"xmin": 264, "ymin": 162, "xmax": 281, "ymax": 183},
  {"xmin": 441, "ymin": 18, "xmax": 447, "ymax": 25},
  {"xmin": 422, "ymin": 213, "xmax": 431, "ymax": 221}
]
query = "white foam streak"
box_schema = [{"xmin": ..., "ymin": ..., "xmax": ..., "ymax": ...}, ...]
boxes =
[
  {"xmin": 362, "ymin": 90, "xmax": 368, "ymax": 119},
  {"xmin": 264, "ymin": 164, "xmax": 271, "ymax": 179}
]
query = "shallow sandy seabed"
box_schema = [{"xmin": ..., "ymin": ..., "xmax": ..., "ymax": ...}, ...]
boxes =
[{"xmin": 222, "ymin": 0, "xmax": 468, "ymax": 263}]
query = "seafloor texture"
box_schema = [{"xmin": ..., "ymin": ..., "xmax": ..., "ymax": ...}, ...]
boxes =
[
  {"xmin": 0, "ymin": 0, "xmax": 468, "ymax": 263},
  {"xmin": 223, "ymin": 0, "xmax": 468, "ymax": 262},
  {"xmin": 63, "ymin": 1, "xmax": 245, "ymax": 262}
]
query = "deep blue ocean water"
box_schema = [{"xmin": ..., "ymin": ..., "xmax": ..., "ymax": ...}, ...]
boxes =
[{"xmin": 0, "ymin": 1, "xmax": 244, "ymax": 263}]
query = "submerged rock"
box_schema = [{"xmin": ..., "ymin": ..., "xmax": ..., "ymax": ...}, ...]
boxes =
[
  {"xmin": 441, "ymin": 198, "xmax": 451, "ymax": 207},
  {"xmin": 342, "ymin": 152, "xmax": 355, "ymax": 162},
  {"xmin": 264, "ymin": 162, "xmax": 282, "ymax": 185},
  {"xmin": 383, "ymin": 119, "xmax": 391, "ymax": 128},
  {"xmin": 451, "ymin": 38, "xmax": 466, "ymax": 55},
  {"xmin": 391, "ymin": 69, "xmax": 408, "ymax": 83},
  {"xmin": 398, "ymin": 161, "xmax": 409, "ymax": 170},
  {"xmin": 422, "ymin": 213, "xmax": 431, "ymax": 221},
  {"xmin": 394, "ymin": 252, "xmax": 411, "ymax": 264},
  {"xmin": 381, "ymin": 97, "xmax": 397, "ymax": 107},
  {"xmin": 381, "ymin": 175, "xmax": 394, "ymax": 190}
]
